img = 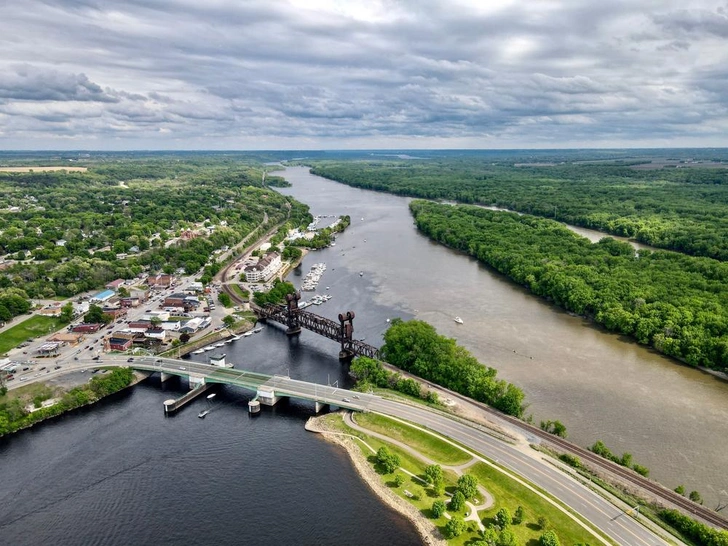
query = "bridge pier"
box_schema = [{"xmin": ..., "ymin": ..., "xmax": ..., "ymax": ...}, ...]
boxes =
[
  {"xmin": 286, "ymin": 327, "xmax": 302, "ymax": 336},
  {"xmin": 315, "ymin": 400, "xmax": 328, "ymax": 413},
  {"xmin": 160, "ymin": 371, "xmax": 174, "ymax": 383},
  {"xmin": 338, "ymin": 350, "xmax": 354, "ymax": 362},
  {"xmin": 257, "ymin": 385, "xmax": 282, "ymax": 406}
]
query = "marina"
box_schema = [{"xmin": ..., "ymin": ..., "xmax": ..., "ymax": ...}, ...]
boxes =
[{"xmin": 301, "ymin": 262, "xmax": 327, "ymax": 291}]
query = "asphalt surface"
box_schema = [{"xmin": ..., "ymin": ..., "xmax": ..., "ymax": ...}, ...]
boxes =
[{"xmin": 11, "ymin": 354, "xmax": 671, "ymax": 546}]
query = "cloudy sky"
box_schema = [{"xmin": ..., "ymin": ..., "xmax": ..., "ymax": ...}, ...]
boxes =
[{"xmin": 1, "ymin": 0, "xmax": 728, "ymax": 149}]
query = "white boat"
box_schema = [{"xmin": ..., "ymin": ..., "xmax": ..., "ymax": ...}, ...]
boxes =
[
  {"xmin": 231, "ymin": 335, "xmax": 241, "ymax": 341},
  {"xmin": 207, "ymin": 393, "xmax": 216, "ymax": 400},
  {"xmin": 454, "ymin": 316, "xmax": 464, "ymax": 324},
  {"xmin": 359, "ymin": 272, "xmax": 363, "ymax": 277},
  {"xmin": 225, "ymin": 339, "xmax": 233, "ymax": 344},
  {"xmin": 214, "ymin": 342, "xmax": 226, "ymax": 348},
  {"xmin": 204, "ymin": 346, "xmax": 215, "ymax": 351},
  {"xmin": 253, "ymin": 327, "xmax": 263, "ymax": 333},
  {"xmin": 198, "ymin": 410, "xmax": 210, "ymax": 418},
  {"xmin": 192, "ymin": 349, "xmax": 205, "ymax": 354},
  {"xmin": 243, "ymin": 331, "xmax": 253, "ymax": 337}
]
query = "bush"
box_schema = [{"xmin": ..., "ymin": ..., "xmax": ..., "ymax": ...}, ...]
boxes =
[
  {"xmin": 431, "ymin": 500, "xmax": 446, "ymax": 519},
  {"xmin": 539, "ymin": 530, "xmax": 561, "ymax": 546},
  {"xmin": 444, "ymin": 516, "xmax": 466, "ymax": 538}
]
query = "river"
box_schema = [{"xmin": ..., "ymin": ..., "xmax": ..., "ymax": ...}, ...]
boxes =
[{"xmin": 276, "ymin": 166, "xmax": 728, "ymax": 508}]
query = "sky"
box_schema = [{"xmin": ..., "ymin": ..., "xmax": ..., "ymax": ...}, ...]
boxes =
[{"xmin": 1, "ymin": 0, "xmax": 728, "ymax": 150}]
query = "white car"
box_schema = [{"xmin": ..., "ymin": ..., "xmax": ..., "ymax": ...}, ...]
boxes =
[{"xmin": 179, "ymin": 366, "xmax": 186, "ymax": 370}]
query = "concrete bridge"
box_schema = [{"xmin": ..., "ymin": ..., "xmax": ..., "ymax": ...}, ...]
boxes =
[
  {"xmin": 253, "ymin": 292, "xmax": 381, "ymax": 360},
  {"xmin": 126, "ymin": 355, "xmax": 372, "ymax": 414}
]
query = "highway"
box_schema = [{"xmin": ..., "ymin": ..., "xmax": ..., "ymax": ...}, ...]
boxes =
[{"xmin": 9, "ymin": 354, "xmax": 672, "ymax": 546}]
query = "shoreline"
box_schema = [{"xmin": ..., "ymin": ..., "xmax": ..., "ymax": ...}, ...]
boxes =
[
  {"xmin": 305, "ymin": 413, "xmax": 446, "ymax": 546},
  {"xmin": 1, "ymin": 369, "xmax": 149, "ymax": 438}
]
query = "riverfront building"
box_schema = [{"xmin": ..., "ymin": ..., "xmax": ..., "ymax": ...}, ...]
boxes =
[{"xmin": 244, "ymin": 251, "xmax": 282, "ymax": 282}]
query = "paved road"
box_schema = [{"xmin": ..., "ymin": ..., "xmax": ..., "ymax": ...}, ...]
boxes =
[{"xmin": 9, "ymin": 355, "xmax": 670, "ymax": 546}]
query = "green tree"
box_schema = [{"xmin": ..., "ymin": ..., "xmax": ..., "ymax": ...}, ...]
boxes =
[
  {"xmin": 431, "ymin": 500, "xmax": 446, "ymax": 518},
  {"xmin": 218, "ymin": 292, "xmax": 232, "ymax": 307},
  {"xmin": 222, "ymin": 315, "xmax": 236, "ymax": 328},
  {"xmin": 674, "ymin": 485, "xmax": 685, "ymax": 496},
  {"xmin": 424, "ymin": 464, "xmax": 443, "ymax": 485},
  {"xmin": 513, "ymin": 506, "xmax": 524, "ymax": 525},
  {"xmin": 449, "ymin": 490, "xmax": 465, "ymax": 512},
  {"xmin": 444, "ymin": 516, "xmax": 466, "ymax": 538},
  {"xmin": 495, "ymin": 507, "xmax": 511, "ymax": 529},
  {"xmin": 393, "ymin": 474, "xmax": 404, "ymax": 487},
  {"xmin": 375, "ymin": 446, "xmax": 400, "ymax": 474},
  {"xmin": 84, "ymin": 304, "xmax": 112, "ymax": 324},
  {"xmin": 457, "ymin": 473, "xmax": 478, "ymax": 499},
  {"xmin": 496, "ymin": 528, "xmax": 519, "ymax": 546},
  {"xmin": 117, "ymin": 286, "xmax": 130, "ymax": 297},
  {"xmin": 537, "ymin": 515, "xmax": 549, "ymax": 530},
  {"xmin": 689, "ymin": 490, "xmax": 703, "ymax": 504},
  {"xmin": 538, "ymin": 530, "xmax": 561, "ymax": 546},
  {"xmin": 59, "ymin": 302, "xmax": 74, "ymax": 323}
]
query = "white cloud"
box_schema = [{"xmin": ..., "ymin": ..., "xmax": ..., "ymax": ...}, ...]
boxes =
[{"xmin": 0, "ymin": 0, "xmax": 727, "ymax": 148}]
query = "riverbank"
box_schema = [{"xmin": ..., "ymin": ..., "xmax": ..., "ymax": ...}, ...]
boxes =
[
  {"xmin": 0, "ymin": 367, "xmax": 145, "ymax": 437},
  {"xmin": 305, "ymin": 413, "xmax": 446, "ymax": 546}
]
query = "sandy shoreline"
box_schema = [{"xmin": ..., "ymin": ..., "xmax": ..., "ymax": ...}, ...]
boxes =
[{"xmin": 305, "ymin": 413, "xmax": 446, "ymax": 546}]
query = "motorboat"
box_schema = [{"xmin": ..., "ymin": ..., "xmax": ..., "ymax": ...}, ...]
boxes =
[
  {"xmin": 231, "ymin": 335, "xmax": 241, "ymax": 341},
  {"xmin": 243, "ymin": 331, "xmax": 253, "ymax": 337},
  {"xmin": 454, "ymin": 316, "xmax": 464, "ymax": 324},
  {"xmin": 192, "ymin": 349, "xmax": 205, "ymax": 354},
  {"xmin": 253, "ymin": 327, "xmax": 263, "ymax": 333},
  {"xmin": 214, "ymin": 342, "xmax": 226, "ymax": 348},
  {"xmin": 198, "ymin": 410, "xmax": 210, "ymax": 419}
]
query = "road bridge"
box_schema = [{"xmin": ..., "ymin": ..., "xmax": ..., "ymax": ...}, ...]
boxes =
[
  {"xmin": 252, "ymin": 292, "xmax": 381, "ymax": 360},
  {"xmin": 8, "ymin": 354, "xmax": 682, "ymax": 543}
]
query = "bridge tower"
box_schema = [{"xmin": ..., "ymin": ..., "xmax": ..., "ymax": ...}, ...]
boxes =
[
  {"xmin": 338, "ymin": 311, "xmax": 356, "ymax": 361},
  {"xmin": 285, "ymin": 292, "xmax": 302, "ymax": 336}
]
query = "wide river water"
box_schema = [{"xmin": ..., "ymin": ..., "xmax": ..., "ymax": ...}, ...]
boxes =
[
  {"xmin": 277, "ymin": 166, "xmax": 728, "ymax": 508},
  {"xmin": 1, "ymin": 165, "xmax": 726, "ymax": 543}
]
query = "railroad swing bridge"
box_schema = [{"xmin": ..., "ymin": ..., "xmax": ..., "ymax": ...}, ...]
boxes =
[{"xmin": 252, "ymin": 292, "xmax": 381, "ymax": 361}]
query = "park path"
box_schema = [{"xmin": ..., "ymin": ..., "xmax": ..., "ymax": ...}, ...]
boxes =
[{"xmin": 343, "ymin": 412, "xmax": 494, "ymax": 530}]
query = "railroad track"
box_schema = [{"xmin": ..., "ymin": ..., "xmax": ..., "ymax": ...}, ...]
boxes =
[{"xmin": 386, "ymin": 366, "xmax": 728, "ymax": 530}]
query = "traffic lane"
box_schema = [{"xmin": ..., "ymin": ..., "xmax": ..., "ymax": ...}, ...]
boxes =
[{"xmin": 370, "ymin": 399, "xmax": 667, "ymax": 546}]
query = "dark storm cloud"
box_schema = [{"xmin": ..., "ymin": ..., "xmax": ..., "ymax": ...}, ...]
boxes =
[{"xmin": 0, "ymin": 0, "xmax": 727, "ymax": 148}]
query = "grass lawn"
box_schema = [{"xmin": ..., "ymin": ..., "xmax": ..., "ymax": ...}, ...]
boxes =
[
  {"xmin": 467, "ymin": 461, "xmax": 604, "ymax": 545},
  {"xmin": 230, "ymin": 284, "xmax": 249, "ymax": 299},
  {"xmin": 1, "ymin": 382, "xmax": 59, "ymax": 404},
  {"xmin": 321, "ymin": 412, "xmax": 610, "ymax": 546},
  {"xmin": 354, "ymin": 412, "xmax": 471, "ymax": 465},
  {"xmin": 0, "ymin": 315, "xmax": 67, "ymax": 355}
]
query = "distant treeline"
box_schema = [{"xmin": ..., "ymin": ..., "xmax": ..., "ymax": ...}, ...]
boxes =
[
  {"xmin": 410, "ymin": 200, "xmax": 728, "ymax": 372},
  {"xmin": 309, "ymin": 159, "xmax": 728, "ymax": 261}
]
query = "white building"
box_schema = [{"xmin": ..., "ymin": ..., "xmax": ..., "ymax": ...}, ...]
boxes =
[{"xmin": 244, "ymin": 252, "xmax": 282, "ymax": 282}]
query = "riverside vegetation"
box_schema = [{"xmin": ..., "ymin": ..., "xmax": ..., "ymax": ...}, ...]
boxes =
[
  {"xmin": 308, "ymin": 149, "xmax": 728, "ymax": 261},
  {"xmin": 0, "ymin": 367, "xmax": 134, "ymax": 436},
  {"xmin": 323, "ymin": 411, "xmax": 600, "ymax": 546},
  {"xmin": 409, "ymin": 200, "xmax": 728, "ymax": 372}
]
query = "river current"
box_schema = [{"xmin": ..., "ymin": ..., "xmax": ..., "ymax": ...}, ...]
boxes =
[
  {"xmin": 276, "ymin": 166, "xmax": 728, "ymax": 508},
  {"xmin": 1, "ymin": 165, "xmax": 726, "ymax": 543}
]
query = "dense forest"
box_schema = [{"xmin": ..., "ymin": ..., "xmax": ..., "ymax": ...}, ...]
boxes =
[
  {"xmin": 308, "ymin": 156, "xmax": 728, "ymax": 261},
  {"xmin": 0, "ymin": 155, "xmax": 312, "ymax": 309},
  {"xmin": 409, "ymin": 200, "xmax": 728, "ymax": 372},
  {"xmin": 381, "ymin": 318, "xmax": 525, "ymax": 416}
]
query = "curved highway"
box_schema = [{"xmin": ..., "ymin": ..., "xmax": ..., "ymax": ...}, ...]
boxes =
[{"xmin": 10, "ymin": 355, "xmax": 673, "ymax": 545}]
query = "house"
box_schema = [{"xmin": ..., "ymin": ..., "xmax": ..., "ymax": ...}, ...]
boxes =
[
  {"xmin": 106, "ymin": 279, "xmax": 125, "ymax": 290},
  {"xmin": 72, "ymin": 323, "xmax": 101, "ymax": 333},
  {"xmin": 163, "ymin": 293, "xmax": 199, "ymax": 311},
  {"xmin": 56, "ymin": 239, "xmax": 67, "ymax": 247},
  {"xmin": 48, "ymin": 332, "xmax": 84, "ymax": 345},
  {"xmin": 108, "ymin": 334, "xmax": 134, "ymax": 352},
  {"xmin": 147, "ymin": 274, "xmax": 172, "ymax": 288},
  {"xmin": 102, "ymin": 307, "xmax": 127, "ymax": 319}
]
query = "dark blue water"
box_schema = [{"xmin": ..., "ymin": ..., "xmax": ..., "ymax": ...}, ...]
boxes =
[
  {"xmin": 0, "ymin": 169, "xmax": 423, "ymax": 545},
  {"xmin": 0, "ymin": 375, "xmax": 420, "ymax": 545}
]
